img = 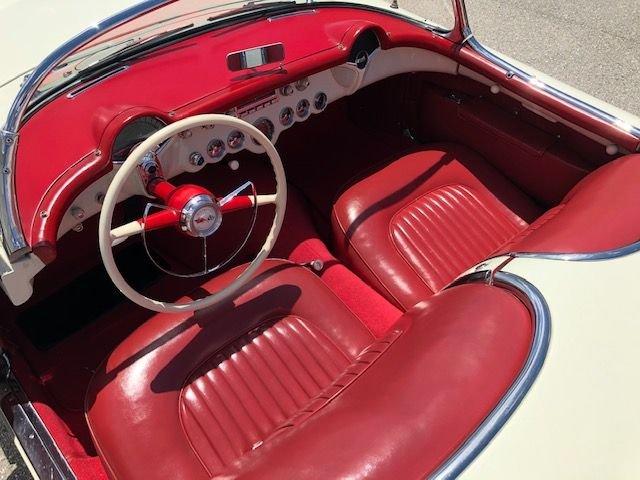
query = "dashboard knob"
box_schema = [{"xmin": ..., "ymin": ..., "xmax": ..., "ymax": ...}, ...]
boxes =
[
  {"xmin": 189, "ymin": 152, "xmax": 205, "ymax": 167},
  {"xmin": 71, "ymin": 206, "xmax": 85, "ymax": 220},
  {"xmin": 279, "ymin": 84, "xmax": 294, "ymax": 96},
  {"xmin": 295, "ymin": 77, "xmax": 310, "ymax": 91}
]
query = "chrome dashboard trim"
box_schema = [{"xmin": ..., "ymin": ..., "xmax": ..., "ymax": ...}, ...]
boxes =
[
  {"xmin": 0, "ymin": 0, "xmax": 172, "ymax": 259},
  {"xmin": 430, "ymin": 270, "xmax": 551, "ymax": 479}
]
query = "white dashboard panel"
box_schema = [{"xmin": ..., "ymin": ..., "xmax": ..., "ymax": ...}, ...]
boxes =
[{"xmin": 57, "ymin": 47, "xmax": 458, "ymax": 238}]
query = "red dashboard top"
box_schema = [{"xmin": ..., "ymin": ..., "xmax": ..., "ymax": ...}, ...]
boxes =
[
  {"xmin": 16, "ymin": 7, "xmax": 454, "ymax": 262},
  {"xmin": 15, "ymin": 5, "xmax": 640, "ymax": 263}
]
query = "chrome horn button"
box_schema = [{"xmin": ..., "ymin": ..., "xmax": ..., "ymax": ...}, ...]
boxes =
[{"xmin": 181, "ymin": 194, "xmax": 222, "ymax": 237}]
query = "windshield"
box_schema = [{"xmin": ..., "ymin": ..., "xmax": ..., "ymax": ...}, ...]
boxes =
[
  {"xmin": 30, "ymin": 0, "xmax": 455, "ymax": 107},
  {"xmin": 34, "ymin": 0, "xmax": 295, "ymax": 99}
]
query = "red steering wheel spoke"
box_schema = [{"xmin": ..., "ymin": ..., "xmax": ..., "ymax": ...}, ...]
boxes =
[{"xmin": 219, "ymin": 194, "xmax": 276, "ymax": 213}]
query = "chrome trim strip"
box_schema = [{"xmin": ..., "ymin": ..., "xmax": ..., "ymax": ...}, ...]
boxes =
[
  {"xmin": 1, "ymin": 377, "xmax": 76, "ymax": 479},
  {"xmin": 507, "ymin": 239, "xmax": 640, "ymax": 261},
  {"xmin": 430, "ymin": 270, "xmax": 551, "ymax": 479},
  {"xmin": 461, "ymin": 23, "xmax": 640, "ymax": 139},
  {"xmin": 66, "ymin": 65, "xmax": 130, "ymax": 98},
  {"xmin": 0, "ymin": 0, "xmax": 172, "ymax": 258}
]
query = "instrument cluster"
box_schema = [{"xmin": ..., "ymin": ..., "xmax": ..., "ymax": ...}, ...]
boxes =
[{"xmin": 161, "ymin": 74, "xmax": 330, "ymax": 174}]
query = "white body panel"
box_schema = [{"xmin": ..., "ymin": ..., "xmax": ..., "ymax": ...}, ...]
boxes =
[
  {"xmin": 0, "ymin": 0, "xmax": 134, "ymax": 120},
  {"xmin": 463, "ymin": 252, "xmax": 640, "ymax": 479}
]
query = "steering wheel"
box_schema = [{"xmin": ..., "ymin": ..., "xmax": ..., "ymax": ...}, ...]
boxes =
[{"xmin": 98, "ymin": 114, "xmax": 287, "ymax": 313}]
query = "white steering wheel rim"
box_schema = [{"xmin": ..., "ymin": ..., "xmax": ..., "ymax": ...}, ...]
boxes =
[{"xmin": 98, "ymin": 114, "xmax": 287, "ymax": 313}]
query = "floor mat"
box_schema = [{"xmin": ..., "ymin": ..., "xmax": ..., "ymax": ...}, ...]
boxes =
[{"xmin": 16, "ymin": 243, "xmax": 162, "ymax": 351}]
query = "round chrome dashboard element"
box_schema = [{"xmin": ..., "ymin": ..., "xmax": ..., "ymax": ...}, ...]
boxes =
[
  {"xmin": 280, "ymin": 107, "xmax": 294, "ymax": 126},
  {"xmin": 279, "ymin": 84, "xmax": 294, "ymax": 96},
  {"xmin": 180, "ymin": 194, "xmax": 222, "ymax": 238},
  {"xmin": 314, "ymin": 92, "xmax": 328, "ymax": 111},
  {"xmin": 189, "ymin": 152, "xmax": 205, "ymax": 167},
  {"xmin": 227, "ymin": 130, "xmax": 245, "ymax": 149},
  {"xmin": 207, "ymin": 139, "xmax": 225, "ymax": 159},
  {"xmin": 354, "ymin": 50, "xmax": 369, "ymax": 70},
  {"xmin": 111, "ymin": 116, "xmax": 166, "ymax": 164},
  {"xmin": 253, "ymin": 118, "xmax": 275, "ymax": 144},
  {"xmin": 295, "ymin": 77, "xmax": 310, "ymax": 91},
  {"xmin": 296, "ymin": 99, "xmax": 310, "ymax": 119}
]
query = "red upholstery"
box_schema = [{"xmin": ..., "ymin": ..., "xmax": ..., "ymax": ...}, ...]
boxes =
[
  {"xmin": 332, "ymin": 144, "xmax": 539, "ymax": 309},
  {"xmin": 85, "ymin": 260, "xmax": 374, "ymax": 480},
  {"xmin": 500, "ymin": 154, "xmax": 640, "ymax": 254},
  {"xmin": 221, "ymin": 284, "xmax": 532, "ymax": 479},
  {"xmin": 85, "ymin": 260, "xmax": 533, "ymax": 480}
]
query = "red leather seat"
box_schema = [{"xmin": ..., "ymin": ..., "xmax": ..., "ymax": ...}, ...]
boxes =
[
  {"xmin": 85, "ymin": 259, "xmax": 532, "ymax": 480},
  {"xmin": 332, "ymin": 143, "xmax": 541, "ymax": 309},
  {"xmin": 499, "ymin": 153, "xmax": 640, "ymax": 254}
]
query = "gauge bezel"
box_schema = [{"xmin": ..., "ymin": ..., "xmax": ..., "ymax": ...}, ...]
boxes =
[
  {"xmin": 296, "ymin": 99, "xmax": 310, "ymax": 119},
  {"xmin": 207, "ymin": 138, "xmax": 226, "ymax": 160},
  {"xmin": 227, "ymin": 130, "xmax": 246, "ymax": 149},
  {"xmin": 279, "ymin": 106, "xmax": 295, "ymax": 126},
  {"xmin": 314, "ymin": 92, "xmax": 328, "ymax": 111},
  {"xmin": 111, "ymin": 116, "xmax": 167, "ymax": 164},
  {"xmin": 252, "ymin": 117, "xmax": 275, "ymax": 145}
]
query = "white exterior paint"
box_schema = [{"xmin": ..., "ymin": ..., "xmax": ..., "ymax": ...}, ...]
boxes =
[
  {"xmin": 0, "ymin": 0, "xmax": 135, "ymax": 119},
  {"xmin": 462, "ymin": 251, "xmax": 640, "ymax": 479}
]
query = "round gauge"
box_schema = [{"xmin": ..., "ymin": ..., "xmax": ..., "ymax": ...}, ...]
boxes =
[
  {"xmin": 207, "ymin": 139, "xmax": 225, "ymax": 159},
  {"xmin": 296, "ymin": 99, "xmax": 310, "ymax": 119},
  {"xmin": 280, "ymin": 107, "xmax": 294, "ymax": 127},
  {"xmin": 252, "ymin": 118, "xmax": 275, "ymax": 145},
  {"xmin": 227, "ymin": 130, "xmax": 245, "ymax": 149},
  {"xmin": 111, "ymin": 116, "xmax": 166, "ymax": 163},
  {"xmin": 295, "ymin": 77, "xmax": 310, "ymax": 91},
  {"xmin": 314, "ymin": 92, "xmax": 328, "ymax": 111}
]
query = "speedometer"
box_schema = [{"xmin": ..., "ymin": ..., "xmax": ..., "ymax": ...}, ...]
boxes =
[{"xmin": 111, "ymin": 116, "xmax": 166, "ymax": 163}]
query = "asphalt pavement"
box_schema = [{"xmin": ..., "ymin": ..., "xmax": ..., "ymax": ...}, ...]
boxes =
[
  {"xmin": 403, "ymin": 0, "xmax": 640, "ymax": 116},
  {"xmin": 0, "ymin": 2, "xmax": 638, "ymax": 479},
  {"xmin": 0, "ymin": 385, "xmax": 30, "ymax": 480}
]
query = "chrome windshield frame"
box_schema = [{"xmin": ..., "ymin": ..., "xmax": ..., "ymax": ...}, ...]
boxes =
[{"xmin": 0, "ymin": 0, "xmax": 174, "ymax": 259}]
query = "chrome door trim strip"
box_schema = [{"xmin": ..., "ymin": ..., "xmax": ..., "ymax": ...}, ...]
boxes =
[
  {"xmin": 507, "ymin": 240, "xmax": 640, "ymax": 262},
  {"xmin": 0, "ymin": 0, "xmax": 172, "ymax": 259},
  {"xmin": 430, "ymin": 270, "xmax": 551, "ymax": 479}
]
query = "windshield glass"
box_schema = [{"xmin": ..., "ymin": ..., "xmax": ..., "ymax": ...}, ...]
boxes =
[
  {"xmin": 31, "ymin": 0, "xmax": 455, "ymax": 105},
  {"xmin": 34, "ymin": 0, "xmax": 293, "ymax": 99}
]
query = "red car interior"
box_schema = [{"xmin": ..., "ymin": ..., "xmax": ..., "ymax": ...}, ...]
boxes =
[
  {"xmin": 2, "ymin": 4, "xmax": 640, "ymax": 480},
  {"xmin": 332, "ymin": 144, "xmax": 537, "ymax": 309},
  {"xmin": 85, "ymin": 261, "xmax": 532, "ymax": 480}
]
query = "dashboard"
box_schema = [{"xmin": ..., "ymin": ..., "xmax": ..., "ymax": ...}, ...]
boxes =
[
  {"xmin": 10, "ymin": 6, "xmax": 460, "ymax": 274},
  {"xmin": 58, "ymin": 43, "xmax": 457, "ymax": 237},
  {"xmin": 0, "ymin": 6, "xmax": 466, "ymax": 305}
]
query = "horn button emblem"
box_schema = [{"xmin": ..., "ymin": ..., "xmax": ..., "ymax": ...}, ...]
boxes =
[{"xmin": 181, "ymin": 194, "xmax": 222, "ymax": 237}]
